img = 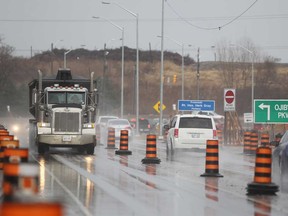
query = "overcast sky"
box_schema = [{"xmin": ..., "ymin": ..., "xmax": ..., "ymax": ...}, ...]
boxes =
[{"xmin": 1, "ymin": 0, "xmax": 288, "ymax": 62}]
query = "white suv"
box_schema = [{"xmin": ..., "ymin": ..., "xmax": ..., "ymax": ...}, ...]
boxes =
[{"xmin": 165, "ymin": 114, "xmax": 217, "ymax": 150}]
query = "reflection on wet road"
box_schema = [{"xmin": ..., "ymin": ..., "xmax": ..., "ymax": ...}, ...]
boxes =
[{"xmin": 30, "ymin": 137, "xmax": 288, "ymax": 216}]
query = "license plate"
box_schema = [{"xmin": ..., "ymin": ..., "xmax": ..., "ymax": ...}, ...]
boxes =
[
  {"xmin": 63, "ymin": 135, "xmax": 72, "ymax": 142},
  {"xmin": 191, "ymin": 133, "xmax": 200, "ymax": 138}
]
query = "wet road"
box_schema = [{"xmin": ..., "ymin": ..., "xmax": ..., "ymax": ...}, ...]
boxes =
[{"xmin": 26, "ymin": 136, "xmax": 288, "ymax": 216}]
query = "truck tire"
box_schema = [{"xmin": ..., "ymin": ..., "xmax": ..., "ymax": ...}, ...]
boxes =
[
  {"xmin": 86, "ymin": 143, "xmax": 95, "ymax": 155},
  {"xmin": 38, "ymin": 143, "xmax": 48, "ymax": 154}
]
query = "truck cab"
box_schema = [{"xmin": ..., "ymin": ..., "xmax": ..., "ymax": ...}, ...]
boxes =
[{"xmin": 29, "ymin": 69, "xmax": 97, "ymax": 154}]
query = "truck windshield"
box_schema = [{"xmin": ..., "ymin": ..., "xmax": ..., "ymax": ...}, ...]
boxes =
[
  {"xmin": 67, "ymin": 92, "xmax": 85, "ymax": 104},
  {"xmin": 48, "ymin": 92, "xmax": 85, "ymax": 105}
]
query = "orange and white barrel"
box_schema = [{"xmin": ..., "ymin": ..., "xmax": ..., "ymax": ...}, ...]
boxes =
[
  {"xmin": 4, "ymin": 148, "xmax": 29, "ymax": 163},
  {"xmin": 1, "ymin": 140, "xmax": 20, "ymax": 149},
  {"xmin": 0, "ymin": 200, "xmax": 63, "ymax": 216},
  {"xmin": 0, "ymin": 135, "xmax": 14, "ymax": 141},
  {"xmin": 3, "ymin": 162, "xmax": 39, "ymax": 200}
]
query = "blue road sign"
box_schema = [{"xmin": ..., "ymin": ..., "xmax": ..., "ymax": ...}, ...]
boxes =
[{"xmin": 178, "ymin": 100, "xmax": 215, "ymax": 111}]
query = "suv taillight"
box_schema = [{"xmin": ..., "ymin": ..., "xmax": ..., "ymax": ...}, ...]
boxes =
[
  {"xmin": 213, "ymin": 129, "xmax": 217, "ymax": 139},
  {"xmin": 174, "ymin": 129, "xmax": 178, "ymax": 138}
]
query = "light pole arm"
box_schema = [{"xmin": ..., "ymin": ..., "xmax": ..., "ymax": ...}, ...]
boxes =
[
  {"xmin": 92, "ymin": 16, "xmax": 123, "ymax": 32},
  {"xmin": 102, "ymin": 1, "xmax": 137, "ymax": 17},
  {"xmin": 64, "ymin": 49, "xmax": 72, "ymax": 68}
]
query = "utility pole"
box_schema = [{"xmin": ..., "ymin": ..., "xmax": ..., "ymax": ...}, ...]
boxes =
[
  {"xmin": 51, "ymin": 43, "xmax": 54, "ymax": 73},
  {"xmin": 103, "ymin": 43, "xmax": 108, "ymax": 115},
  {"xmin": 197, "ymin": 48, "xmax": 200, "ymax": 100},
  {"xmin": 30, "ymin": 46, "xmax": 33, "ymax": 58}
]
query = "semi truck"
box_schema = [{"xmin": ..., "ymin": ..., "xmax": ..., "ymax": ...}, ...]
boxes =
[{"xmin": 28, "ymin": 68, "xmax": 97, "ymax": 154}]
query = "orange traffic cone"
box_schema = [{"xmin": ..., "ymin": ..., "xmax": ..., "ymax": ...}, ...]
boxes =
[
  {"xmin": 249, "ymin": 131, "xmax": 259, "ymax": 154},
  {"xmin": 0, "ymin": 140, "xmax": 20, "ymax": 169},
  {"xmin": 116, "ymin": 130, "xmax": 132, "ymax": 155},
  {"xmin": 4, "ymin": 148, "xmax": 29, "ymax": 163},
  {"xmin": 243, "ymin": 131, "xmax": 251, "ymax": 154},
  {"xmin": 0, "ymin": 135, "xmax": 14, "ymax": 141},
  {"xmin": 0, "ymin": 130, "xmax": 9, "ymax": 136},
  {"xmin": 1, "ymin": 140, "xmax": 20, "ymax": 148},
  {"xmin": 217, "ymin": 130, "xmax": 223, "ymax": 146},
  {"xmin": 0, "ymin": 148, "xmax": 4, "ymax": 170},
  {"xmin": 201, "ymin": 139, "xmax": 223, "ymax": 177},
  {"xmin": 246, "ymin": 146, "xmax": 278, "ymax": 195},
  {"xmin": 106, "ymin": 127, "xmax": 117, "ymax": 149},
  {"xmin": 260, "ymin": 132, "xmax": 270, "ymax": 147},
  {"xmin": 142, "ymin": 134, "xmax": 161, "ymax": 164},
  {"xmin": 3, "ymin": 162, "xmax": 39, "ymax": 201},
  {"xmin": 0, "ymin": 200, "xmax": 63, "ymax": 216}
]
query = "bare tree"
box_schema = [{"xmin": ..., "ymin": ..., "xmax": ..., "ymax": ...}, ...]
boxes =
[
  {"xmin": 0, "ymin": 38, "xmax": 14, "ymax": 88},
  {"xmin": 216, "ymin": 38, "xmax": 263, "ymax": 90},
  {"xmin": 0, "ymin": 38, "xmax": 15, "ymax": 114},
  {"xmin": 216, "ymin": 40, "xmax": 239, "ymax": 88},
  {"xmin": 255, "ymin": 56, "xmax": 278, "ymax": 98}
]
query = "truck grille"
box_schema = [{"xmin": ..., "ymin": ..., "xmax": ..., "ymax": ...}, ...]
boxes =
[{"xmin": 54, "ymin": 112, "xmax": 80, "ymax": 132}]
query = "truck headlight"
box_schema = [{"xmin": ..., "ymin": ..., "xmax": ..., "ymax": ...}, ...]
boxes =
[
  {"xmin": 83, "ymin": 123, "xmax": 94, "ymax": 129},
  {"xmin": 37, "ymin": 122, "xmax": 51, "ymax": 128}
]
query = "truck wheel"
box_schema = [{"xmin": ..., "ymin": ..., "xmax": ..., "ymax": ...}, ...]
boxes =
[
  {"xmin": 77, "ymin": 146, "xmax": 85, "ymax": 154},
  {"xmin": 38, "ymin": 143, "xmax": 48, "ymax": 154},
  {"xmin": 86, "ymin": 144, "xmax": 95, "ymax": 155}
]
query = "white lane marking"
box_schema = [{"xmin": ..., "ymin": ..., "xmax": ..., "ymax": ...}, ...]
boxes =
[
  {"xmin": 52, "ymin": 155, "xmax": 157, "ymax": 216},
  {"xmin": 33, "ymin": 155, "xmax": 92, "ymax": 216}
]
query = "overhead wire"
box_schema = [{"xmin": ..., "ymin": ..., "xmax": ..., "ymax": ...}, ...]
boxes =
[
  {"xmin": 1, "ymin": 13, "xmax": 288, "ymax": 24},
  {"xmin": 166, "ymin": 0, "xmax": 259, "ymax": 30}
]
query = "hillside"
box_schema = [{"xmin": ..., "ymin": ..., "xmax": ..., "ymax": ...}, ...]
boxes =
[{"xmin": 2, "ymin": 47, "xmax": 288, "ymax": 118}]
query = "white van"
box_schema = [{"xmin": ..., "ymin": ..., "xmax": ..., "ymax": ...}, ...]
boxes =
[{"xmin": 165, "ymin": 114, "xmax": 217, "ymax": 150}]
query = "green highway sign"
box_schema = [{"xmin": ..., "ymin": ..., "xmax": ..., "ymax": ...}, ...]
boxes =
[{"xmin": 254, "ymin": 99, "xmax": 288, "ymax": 123}]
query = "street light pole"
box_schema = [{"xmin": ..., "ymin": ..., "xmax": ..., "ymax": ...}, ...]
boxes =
[
  {"xmin": 101, "ymin": 1, "xmax": 139, "ymax": 134},
  {"xmin": 64, "ymin": 49, "xmax": 72, "ymax": 68},
  {"xmin": 159, "ymin": 0, "xmax": 165, "ymax": 138},
  {"xmin": 92, "ymin": 16, "xmax": 125, "ymax": 118},
  {"xmin": 196, "ymin": 48, "xmax": 200, "ymax": 100}
]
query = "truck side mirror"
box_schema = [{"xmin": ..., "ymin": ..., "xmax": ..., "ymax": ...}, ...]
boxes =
[{"xmin": 32, "ymin": 89, "xmax": 37, "ymax": 105}]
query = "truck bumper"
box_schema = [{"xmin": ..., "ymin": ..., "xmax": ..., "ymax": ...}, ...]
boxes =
[{"xmin": 38, "ymin": 134, "xmax": 96, "ymax": 147}]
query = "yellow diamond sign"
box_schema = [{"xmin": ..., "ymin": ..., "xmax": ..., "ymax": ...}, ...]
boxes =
[{"xmin": 153, "ymin": 101, "xmax": 166, "ymax": 114}]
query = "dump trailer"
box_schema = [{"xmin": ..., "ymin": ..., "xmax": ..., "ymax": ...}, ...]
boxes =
[{"xmin": 28, "ymin": 68, "xmax": 97, "ymax": 154}]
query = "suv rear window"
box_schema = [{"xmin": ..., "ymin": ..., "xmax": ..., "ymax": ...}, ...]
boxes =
[{"xmin": 179, "ymin": 117, "xmax": 212, "ymax": 129}]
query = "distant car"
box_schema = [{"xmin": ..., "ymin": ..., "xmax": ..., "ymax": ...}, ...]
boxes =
[
  {"xmin": 165, "ymin": 114, "xmax": 217, "ymax": 150},
  {"xmin": 138, "ymin": 118, "xmax": 151, "ymax": 134},
  {"xmin": 129, "ymin": 118, "xmax": 151, "ymax": 134},
  {"xmin": 272, "ymin": 130, "xmax": 288, "ymax": 179},
  {"xmin": 106, "ymin": 119, "xmax": 133, "ymax": 139},
  {"xmin": 96, "ymin": 116, "xmax": 119, "ymax": 144},
  {"xmin": 253, "ymin": 124, "xmax": 267, "ymax": 132}
]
